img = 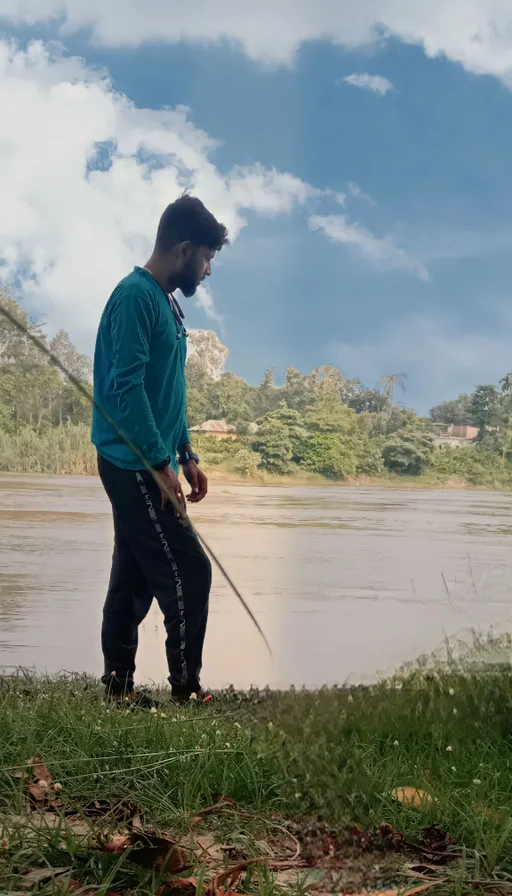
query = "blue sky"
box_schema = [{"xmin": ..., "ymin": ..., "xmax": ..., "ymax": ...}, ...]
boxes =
[{"xmin": 2, "ymin": 3, "xmax": 512, "ymax": 412}]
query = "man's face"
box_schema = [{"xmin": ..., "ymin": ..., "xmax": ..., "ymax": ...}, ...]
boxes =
[{"xmin": 176, "ymin": 244, "xmax": 214, "ymax": 298}]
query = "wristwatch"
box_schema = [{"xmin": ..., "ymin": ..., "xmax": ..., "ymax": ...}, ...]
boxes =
[{"xmin": 179, "ymin": 450, "xmax": 200, "ymax": 466}]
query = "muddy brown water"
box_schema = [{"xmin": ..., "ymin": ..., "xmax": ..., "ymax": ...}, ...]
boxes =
[{"xmin": 1, "ymin": 474, "xmax": 512, "ymax": 689}]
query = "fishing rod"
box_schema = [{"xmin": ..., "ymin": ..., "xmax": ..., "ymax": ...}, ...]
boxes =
[{"xmin": 0, "ymin": 301, "xmax": 271, "ymax": 656}]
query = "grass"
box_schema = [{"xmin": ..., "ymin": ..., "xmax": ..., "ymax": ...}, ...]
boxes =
[
  {"xmin": 0, "ymin": 425, "xmax": 97, "ymax": 476},
  {"xmin": 1, "ymin": 670, "xmax": 512, "ymax": 894}
]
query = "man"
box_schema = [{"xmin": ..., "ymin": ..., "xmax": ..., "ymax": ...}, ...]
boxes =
[{"xmin": 92, "ymin": 194, "xmax": 229, "ymax": 704}]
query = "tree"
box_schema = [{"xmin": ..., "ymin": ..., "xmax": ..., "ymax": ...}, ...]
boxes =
[
  {"xmin": 207, "ymin": 372, "xmax": 254, "ymax": 427},
  {"xmin": 0, "ymin": 291, "xmax": 46, "ymax": 365},
  {"xmin": 252, "ymin": 417, "xmax": 293, "ymax": 474},
  {"xmin": 382, "ymin": 427, "xmax": 434, "ymax": 476},
  {"xmin": 50, "ymin": 330, "xmax": 92, "ymax": 383},
  {"xmin": 257, "ymin": 403, "xmax": 305, "ymax": 458},
  {"xmin": 500, "ymin": 373, "xmax": 512, "ymax": 396},
  {"xmin": 0, "ymin": 294, "xmax": 94, "ymax": 432},
  {"xmin": 232, "ymin": 448, "xmax": 261, "ymax": 478},
  {"xmin": 349, "ymin": 388, "xmax": 390, "ymax": 415},
  {"xmin": 282, "ymin": 367, "xmax": 315, "ymax": 412},
  {"xmin": 187, "ymin": 330, "xmax": 228, "ymax": 379},
  {"xmin": 379, "ymin": 373, "xmax": 407, "ymax": 406},
  {"xmin": 185, "ymin": 356, "xmax": 211, "ymax": 427},
  {"xmin": 254, "ymin": 369, "xmax": 281, "ymax": 417},
  {"xmin": 430, "ymin": 395, "xmax": 472, "ymax": 425},
  {"xmin": 469, "ymin": 384, "xmax": 501, "ymax": 439},
  {"xmin": 294, "ymin": 393, "xmax": 362, "ymax": 480}
]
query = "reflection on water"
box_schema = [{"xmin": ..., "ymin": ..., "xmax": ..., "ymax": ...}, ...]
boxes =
[{"xmin": 1, "ymin": 474, "xmax": 512, "ymax": 688}]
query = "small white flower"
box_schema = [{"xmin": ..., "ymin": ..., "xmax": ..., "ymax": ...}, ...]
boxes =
[
  {"xmin": 453, "ymin": 708, "xmax": 458, "ymax": 716},
  {"xmin": 393, "ymin": 740, "xmax": 399, "ymax": 747},
  {"xmin": 54, "ymin": 783, "xmax": 63, "ymax": 793},
  {"xmin": 446, "ymin": 746, "xmax": 453, "ymax": 752},
  {"xmin": 473, "ymin": 779, "xmax": 482, "ymax": 785},
  {"xmin": 394, "ymin": 681, "xmax": 403, "ymax": 690},
  {"xmin": 159, "ymin": 712, "xmax": 167, "ymax": 718},
  {"xmin": 448, "ymin": 688, "xmax": 455, "ymax": 697},
  {"xmin": 451, "ymin": 766, "xmax": 456, "ymax": 772},
  {"xmin": 189, "ymin": 692, "xmax": 198, "ymax": 701},
  {"xmin": 150, "ymin": 706, "xmax": 157, "ymax": 714}
]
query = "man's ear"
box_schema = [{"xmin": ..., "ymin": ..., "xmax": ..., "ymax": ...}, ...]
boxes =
[{"xmin": 177, "ymin": 240, "xmax": 194, "ymax": 262}]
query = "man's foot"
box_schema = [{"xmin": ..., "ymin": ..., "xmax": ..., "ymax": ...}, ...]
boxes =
[
  {"xmin": 107, "ymin": 688, "xmax": 159, "ymax": 710},
  {"xmin": 171, "ymin": 688, "xmax": 213, "ymax": 706}
]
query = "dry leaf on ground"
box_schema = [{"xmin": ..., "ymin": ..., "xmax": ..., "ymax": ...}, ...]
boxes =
[
  {"xmin": 25, "ymin": 757, "xmax": 62, "ymax": 809},
  {"xmin": 350, "ymin": 884, "xmax": 441, "ymax": 896},
  {"xmin": 21, "ymin": 867, "xmax": 69, "ymax": 885},
  {"xmin": 32, "ymin": 762, "xmax": 53, "ymax": 784},
  {"xmin": 391, "ymin": 788, "xmax": 434, "ymax": 809},
  {"xmin": 419, "ymin": 825, "xmax": 453, "ymax": 853},
  {"xmin": 99, "ymin": 830, "xmax": 190, "ymax": 872}
]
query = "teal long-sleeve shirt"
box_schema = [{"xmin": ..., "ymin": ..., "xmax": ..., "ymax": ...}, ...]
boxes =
[{"xmin": 91, "ymin": 267, "xmax": 190, "ymax": 473}]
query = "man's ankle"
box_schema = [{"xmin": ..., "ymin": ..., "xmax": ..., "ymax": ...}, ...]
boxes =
[{"xmin": 102, "ymin": 673, "xmax": 134, "ymax": 697}]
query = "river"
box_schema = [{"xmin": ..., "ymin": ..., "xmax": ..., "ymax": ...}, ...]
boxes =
[{"xmin": 1, "ymin": 474, "xmax": 512, "ymax": 689}]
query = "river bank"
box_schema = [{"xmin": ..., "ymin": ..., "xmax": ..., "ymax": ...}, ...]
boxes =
[
  {"xmin": 2, "ymin": 424, "xmax": 512, "ymax": 491},
  {"xmin": 0, "ymin": 465, "xmax": 510, "ymax": 493},
  {"xmin": 206, "ymin": 467, "xmax": 510, "ymax": 491},
  {"xmin": 1, "ymin": 669, "xmax": 511, "ymax": 895}
]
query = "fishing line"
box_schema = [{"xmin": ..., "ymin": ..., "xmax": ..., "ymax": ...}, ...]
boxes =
[{"xmin": 0, "ymin": 302, "xmax": 271, "ymax": 656}]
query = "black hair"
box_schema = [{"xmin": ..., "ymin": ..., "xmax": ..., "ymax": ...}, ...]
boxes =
[{"xmin": 155, "ymin": 193, "xmax": 229, "ymax": 254}]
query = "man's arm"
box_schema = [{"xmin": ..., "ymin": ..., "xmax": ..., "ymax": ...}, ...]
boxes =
[{"xmin": 110, "ymin": 287, "xmax": 168, "ymax": 468}]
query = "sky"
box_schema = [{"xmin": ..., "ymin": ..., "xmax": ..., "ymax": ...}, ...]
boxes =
[{"xmin": 2, "ymin": 3, "xmax": 512, "ymax": 412}]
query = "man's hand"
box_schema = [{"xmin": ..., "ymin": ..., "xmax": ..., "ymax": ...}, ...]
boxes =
[
  {"xmin": 156, "ymin": 465, "xmax": 186, "ymax": 514},
  {"xmin": 183, "ymin": 460, "xmax": 208, "ymax": 503}
]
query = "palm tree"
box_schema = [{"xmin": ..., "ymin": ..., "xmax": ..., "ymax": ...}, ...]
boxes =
[
  {"xmin": 379, "ymin": 374, "xmax": 407, "ymax": 421},
  {"xmin": 500, "ymin": 372, "xmax": 512, "ymax": 395},
  {"xmin": 379, "ymin": 373, "xmax": 407, "ymax": 403}
]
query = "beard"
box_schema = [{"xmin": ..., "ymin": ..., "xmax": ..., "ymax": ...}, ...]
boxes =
[{"xmin": 176, "ymin": 260, "xmax": 199, "ymax": 298}]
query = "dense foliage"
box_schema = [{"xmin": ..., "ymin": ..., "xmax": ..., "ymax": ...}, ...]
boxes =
[{"xmin": 2, "ymin": 291, "xmax": 512, "ymax": 485}]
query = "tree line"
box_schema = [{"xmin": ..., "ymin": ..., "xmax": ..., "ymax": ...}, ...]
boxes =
[{"xmin": 2, "ymin": 291, "xmax": 512, "ymax": 485}]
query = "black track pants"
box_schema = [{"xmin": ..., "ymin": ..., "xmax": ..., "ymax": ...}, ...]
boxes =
[{"xmin": 98, "ymin": 455, "xmax": 211, "ymax": 696}]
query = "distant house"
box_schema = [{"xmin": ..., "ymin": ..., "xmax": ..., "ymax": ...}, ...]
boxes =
[
  {"xmin": 190, "ymin": 419, "xmax": 237, "ymax": 440},
  {"xmin": 432, "ymin": 423, "xmax": 479, "ymax": 447}
]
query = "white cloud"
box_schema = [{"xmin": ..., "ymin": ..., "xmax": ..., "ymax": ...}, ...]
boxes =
[
  {"xmin": 195, "ymin": 285, "xmax": 223, "ymax": 328},
  {"xmin": 347, "ymin": 182, "xmax": 377, "ymax": 206},
  {"xmin": 327, "ymin": 312, "xmax": 512, "ymax": 412},
  {"xmin": 2, "ymin": 1, "xmax": 512, "ymax": 83},
  {"xmin": 309, "ymin": 214, "xmax": 429, "ymax": 281},
  {"xmin": 0, "ymin": 40, "xmax": 321, "ymax": 349},
  {"xmin": 341, "ymin": 73, "xmax": 394, "ymax": 94}
]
